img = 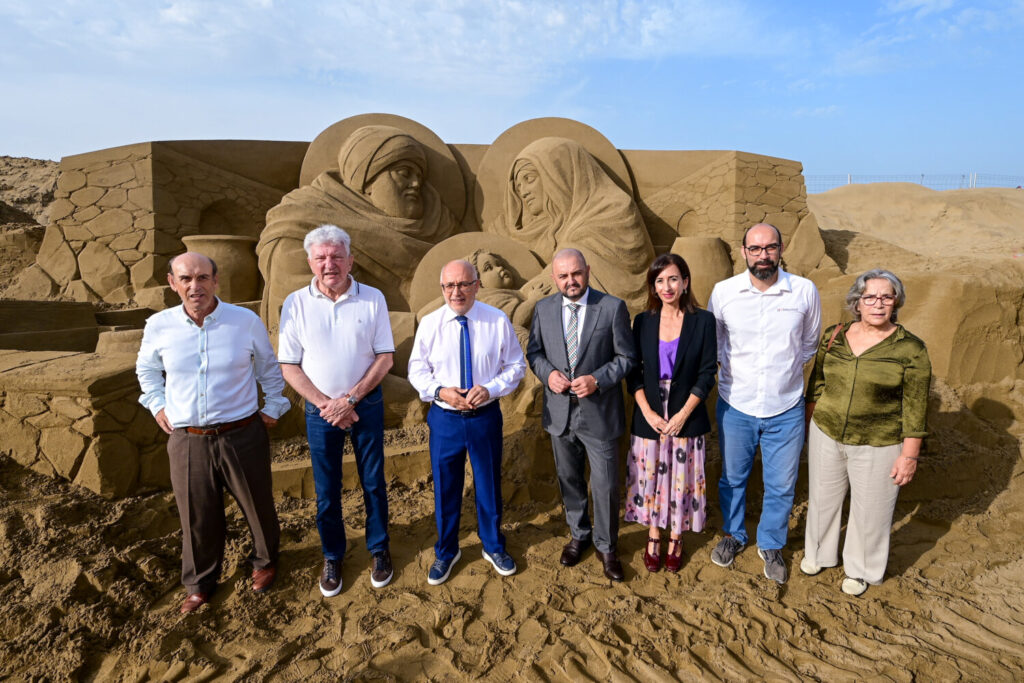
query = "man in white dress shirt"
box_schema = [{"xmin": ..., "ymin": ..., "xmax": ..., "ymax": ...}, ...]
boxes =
[
  {"xmin": 706, "ymin": 223, "xmax": 821, "ymax": 584},
  {"xmin": 137, "ymin": 252, "xmax": 290, "ymax": 613},
  {"xmin": 278, "ymin": 225, "xmax": 395, "ymax": 597},
  {"xmin": 408, "ymin": 259, "xmax": 526, "ymax": 585}
]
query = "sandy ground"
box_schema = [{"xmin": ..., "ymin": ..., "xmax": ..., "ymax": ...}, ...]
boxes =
[{"xmin": 2, "ymin": 180, "xmax": 1024, "ymax": 680}]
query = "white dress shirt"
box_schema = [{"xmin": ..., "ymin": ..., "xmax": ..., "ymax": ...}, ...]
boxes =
[
  {"xmin": 136, "ymin": 300, "xmax": 290, "ymax": 428},
  {"xmin": 560, "ymin": 287, "xmax": 590, "ymax": 354},
  {"xmin": 278, "ymin": 277, "xmax": 395, "ymax": 399},
  {"xmin": 408, "ymin": 301, "xmax": 526, "ymax": 409},
  {"xmin": 708, "ymin": 269, "xmax": 821, "ymax": 418}
]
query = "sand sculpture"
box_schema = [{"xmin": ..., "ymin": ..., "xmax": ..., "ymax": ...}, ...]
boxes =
[{"xmin": 256, "ymin": 118, "xmax": 462, "ymax": 334}]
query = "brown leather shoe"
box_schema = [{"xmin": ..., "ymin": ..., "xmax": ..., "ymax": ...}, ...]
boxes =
[
  {"xmin": 596, "ymin": 550, "xmax": 625, "ymax": 582},
  {"xmin": 251, "ymin": 565, "xmax": 276, "ymax": 593},
  {"xmin": 180, "ymin": 592, "xmax": 209, "ymax": 614},
  {"xmin": 560, "ymin": 537, "xmax": 592, "ymax": 567}
]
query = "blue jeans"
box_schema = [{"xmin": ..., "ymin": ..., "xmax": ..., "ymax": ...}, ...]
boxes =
[
  {"xmin": 716, "ymin": 399, "xmax": 804, "ymax": 549},
  {"xmin": 427, "ymin": 401, "xmax": 505, "ymax": 562},
  {"xmin": 305, "ymin": 385, "xmax": 389, "ymax": 560}
]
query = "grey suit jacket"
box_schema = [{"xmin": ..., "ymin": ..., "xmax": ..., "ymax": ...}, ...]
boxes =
[{"xmin": 526, "ymin": 288, "xmax": 637, "ymax": 441}]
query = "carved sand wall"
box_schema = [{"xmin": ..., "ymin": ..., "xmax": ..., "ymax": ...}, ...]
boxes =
[
  {"xmin": 22, "ymin": 141, "xmax": 306, "ymax": 308},
  {"xmin": 0, "ymin": 350, "xmax": 166, "ymax": 498}
]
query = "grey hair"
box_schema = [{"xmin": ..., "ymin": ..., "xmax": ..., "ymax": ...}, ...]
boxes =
[
  {"xmin": 439, "ymin": 259, "xmax": 478, "ymax": 283},
  {"xmin": 303, "ymin": 224, "xmax": 351, "ymax": 256},
  {"xmin": 846, "ymin": 268, "xmax": 906, "ymax": 322}
]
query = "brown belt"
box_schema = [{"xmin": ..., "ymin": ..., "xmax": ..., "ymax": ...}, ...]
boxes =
[{"xmin": 185, "ymin": 412, "xmax": 259, "ymax": 436}]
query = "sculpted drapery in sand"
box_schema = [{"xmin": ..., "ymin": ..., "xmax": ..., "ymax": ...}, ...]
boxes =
[
  {"xmin": 257, "ymin": 125, "xmax": 457, "ymax": 330},
  {"xmin": 496, "ymin": 137, "xmax": 653, "ymax": 311}
]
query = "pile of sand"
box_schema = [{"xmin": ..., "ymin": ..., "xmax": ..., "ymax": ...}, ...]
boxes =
[
  {"xmin": 1, "ymin": 180, "xmax": 1023, "ymax": 680},
  {"xmin": 0, "ymin": 156, "xmax": 57, "ymax": 298}
]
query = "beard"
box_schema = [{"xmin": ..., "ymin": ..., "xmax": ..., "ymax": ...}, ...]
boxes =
[{"xmin": 748, "ymin": 259, "xmax": 779, "ymax": 281}]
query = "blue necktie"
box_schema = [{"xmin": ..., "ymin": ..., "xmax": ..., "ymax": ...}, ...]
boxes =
[{"xmin": 457, "ymin": 315, "xmax": 473, "ymax": 390}]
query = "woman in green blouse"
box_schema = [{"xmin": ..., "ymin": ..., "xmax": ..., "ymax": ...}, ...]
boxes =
[{"xmin": 801, "ymin": 269, "xmax": 931, "ymax": 597}]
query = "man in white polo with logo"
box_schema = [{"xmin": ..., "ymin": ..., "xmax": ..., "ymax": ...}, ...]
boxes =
[{"xmin": 278, "ymin": 224, "xmax": 395, "ymax": 596}]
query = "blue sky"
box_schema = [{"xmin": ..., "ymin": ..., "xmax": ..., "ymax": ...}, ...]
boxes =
[{"xmin": 1, "ymin": 0, "xmax": 1021, "ymax": 177}]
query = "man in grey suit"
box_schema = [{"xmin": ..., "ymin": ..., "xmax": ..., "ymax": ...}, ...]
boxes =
[{"xmin": 526, "ymin": 248, "xmax": 637, "ymax": 581}]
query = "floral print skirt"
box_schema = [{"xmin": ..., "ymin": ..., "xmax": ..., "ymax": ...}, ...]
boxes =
[{"xmin": 624, "ymin": 379, "xmax": 707, "ymax": 534}]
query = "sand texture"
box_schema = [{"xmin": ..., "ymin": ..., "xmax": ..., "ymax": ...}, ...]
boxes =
[{"xmin": 1, "ymin": 181, "xmax": 1023, "ymax": 680}]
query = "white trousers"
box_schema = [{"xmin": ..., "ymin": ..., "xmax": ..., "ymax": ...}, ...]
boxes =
[{"xmin": 804, "ymin": 421, "xmax": 903, "ymax": 585}]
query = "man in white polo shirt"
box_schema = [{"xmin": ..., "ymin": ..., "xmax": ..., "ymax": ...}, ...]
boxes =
[
  {"xmin": 707, "ymin": 223, "xmax": 821, "ymax": 584},
  {"xmin": 278, "ymin": 225, "xmax": 396, "ymax": 596}
]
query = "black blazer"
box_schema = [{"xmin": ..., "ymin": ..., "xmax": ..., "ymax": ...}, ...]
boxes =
[{"xmin": 628, "ymin": 307, "xmax": 717, "ymax": 439}]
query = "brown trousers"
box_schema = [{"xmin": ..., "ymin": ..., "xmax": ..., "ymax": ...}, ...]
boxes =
[{"xmin": 167, "ymin": 416, "xmax": 280, "ymax": 593}]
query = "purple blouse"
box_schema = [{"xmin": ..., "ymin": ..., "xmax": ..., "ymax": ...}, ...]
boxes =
[{"xmin": 659, "ymin": 337, "xmax": 679, "ymax": 379}]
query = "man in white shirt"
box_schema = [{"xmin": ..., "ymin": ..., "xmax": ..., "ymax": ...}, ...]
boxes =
[
  {"xmin": 408, "ymin": 259, "xmax": 526, "ymax": 585},
  {"xmin": 706, "ymin": 223, "xmax": 821, "ymax": 584},
  {"xmin": 278, "ymin": 225, "xmax": 395, "ymax": 597},
  {"xmin": 136, "ymin": 252, "xmax": 290, "ymax": 613}
]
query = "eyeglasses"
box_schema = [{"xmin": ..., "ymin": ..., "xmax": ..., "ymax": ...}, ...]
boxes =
[
  {"xmin": 860, "ymin": 294, "xmax": 896, "ymax": 306},
  {"xmin": 744, "ymin": 243, "xmax": 780, "ymax": 256},
  {"xmin": 441, "ymin": 280, "xmax": 478, "ymax": 292}
]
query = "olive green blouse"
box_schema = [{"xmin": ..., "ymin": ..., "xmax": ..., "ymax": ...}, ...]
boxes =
[{"xmin": 805, "ymin": 323, "xmax": 931, "ymax": 447}]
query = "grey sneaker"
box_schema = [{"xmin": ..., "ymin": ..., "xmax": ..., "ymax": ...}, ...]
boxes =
[
  {"xmin": 841, "ymin": 577, "xmax": 868, "ymax": 596},
  {"xmin": 711, "ymin": 536, "xmax": 745, "ymax": 567},
  {"xmin": 758, "ymin": 547, "xmax": 788, "ymax": 584}
]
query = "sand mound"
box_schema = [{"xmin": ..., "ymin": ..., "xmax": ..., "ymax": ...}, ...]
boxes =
[{"xmin": 0, "ymin": 157, "xmax": 58, "ymax": 299}]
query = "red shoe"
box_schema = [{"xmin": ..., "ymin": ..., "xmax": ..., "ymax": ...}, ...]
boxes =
[
  {"xmin": 665, "ymin": 538, "xmax": 684, "ymax": 573},
  {"xmin": 180, "ymin": 592, "xmax": 208, "ymax": 614},
  {"xmin": 643, "ymin": 537, "xmax": 661, "ymax": 573},
  {"xmin": 251, "ymin": 565, "xmax": 276, "ymax": 593}
]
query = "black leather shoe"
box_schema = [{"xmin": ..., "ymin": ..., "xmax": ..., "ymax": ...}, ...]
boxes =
[
  {"xmin": 559, "ymin": 537, "xmax": 591, "ymax": 567},
  {"xmin": 597, "ymin": 550, "xmax": 625, "ymax": 582}
]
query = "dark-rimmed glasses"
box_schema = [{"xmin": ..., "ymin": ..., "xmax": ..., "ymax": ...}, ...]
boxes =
[
  {"xmin": 744, "ymin": 243, "xmax": 780, "ymax": 256},
  {"xmin": 441, "ymin": 280, "xmax": 478, "ymax": 292}
]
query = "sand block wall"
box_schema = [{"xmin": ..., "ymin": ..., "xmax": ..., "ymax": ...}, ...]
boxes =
[
  {"xmin": 23, "ymin": 141, "xmax": 307, "ymax": 308},
  {"xmin": 0, "ymin": 350, "xmax": 166, "ymax": 498}
]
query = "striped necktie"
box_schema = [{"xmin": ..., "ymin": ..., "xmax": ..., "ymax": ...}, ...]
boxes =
[
  {"xmin": 456, "ymin": 315, "xmax": 473, "ymax": 390},
  {"xmin": 566, "ymin": 303, "xmax": 580, "ymax": 379}
]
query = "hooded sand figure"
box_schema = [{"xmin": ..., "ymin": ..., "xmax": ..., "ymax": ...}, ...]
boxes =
[
  {"xmin": 257, "ymin": 125, "xmax": 457, "ymax": 331},
  {"xmin": 498, "ymin": 136, "xmax": 653, "ymax": 311}
]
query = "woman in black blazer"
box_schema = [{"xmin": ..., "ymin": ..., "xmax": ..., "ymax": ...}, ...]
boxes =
[{"xmin": 624, "ymin": 253, "xmax": 717, "ymax": 573}]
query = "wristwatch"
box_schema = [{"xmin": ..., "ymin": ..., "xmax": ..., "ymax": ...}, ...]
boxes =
[
  {"xmin": 345, "ymin": 394, "xmax": 358, "ymax": 406},
  {"xmin": 433, "ymin": 386, "xmax": 443, "ymax": 402}
]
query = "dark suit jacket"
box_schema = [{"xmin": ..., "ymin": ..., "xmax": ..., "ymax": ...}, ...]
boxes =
[
  {"xmin": 627, "ymin": 307, "xmax": 717, "ymax": 440},
  {"xmin": 526, "ymin": 289, "xmax": 636, "ymax": 441}
]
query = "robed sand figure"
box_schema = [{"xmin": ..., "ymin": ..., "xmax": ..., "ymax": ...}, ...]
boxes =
[
  {"xmin": 495, "ymin": 136, "xmax": 653, "ymax": 311},
  {"xmin": 257, "ymin": 125, "xmax": 457, "ymax": 331}
]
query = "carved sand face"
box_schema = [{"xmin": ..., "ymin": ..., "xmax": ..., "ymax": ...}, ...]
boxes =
[
  {"xmin": 476, "ymin": 252, "xmax": 515, "ymax": 289},
  {"xmin": 168, "ymin": 253, "xmax": 218, "ymax": 321},
  {"xmin": 365, "ymin": 160, "xmax": 425, "ymax": 219},
  {"xmin": 514, "ymin": 162, "xmax": 544, "ymax": 217}
]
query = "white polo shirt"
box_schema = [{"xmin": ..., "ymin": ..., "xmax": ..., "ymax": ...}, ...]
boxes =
[
  {"xmin": 278, "ymin": 277, "xmax": 395, "ymax": 399},
  {"xmin": 707, "ymin": 269, "xmax": 821, "ymax": 418}
]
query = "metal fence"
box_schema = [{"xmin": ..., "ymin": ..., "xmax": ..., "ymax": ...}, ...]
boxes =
[{"xmin": 805, "ymin": 173, "xmax": 1024, "ymax": 194}]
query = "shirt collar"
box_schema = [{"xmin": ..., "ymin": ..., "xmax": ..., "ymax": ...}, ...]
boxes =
[
  {"xmin": 561, "ymin": 288, "xmax": 591, "ymax": 308},
  {"xmin": 176, "ymin": 298, "xmax": 222, "ymax": 326},
  {"xmin": 442, "ymin": 302, "xmax": 479, "ymax": 323},
  {"xmin": 737, "ymin": 269, "xmax": 792, "ymax": 294},
  {"xmin": 309, "ymin": 275, "xmax": 359, "ymax": 302}
]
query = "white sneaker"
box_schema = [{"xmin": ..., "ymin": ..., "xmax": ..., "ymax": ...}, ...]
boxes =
[
  {"xmin": 800, "ymin": 556, "xmax": 822, "ymax": 576},
  {"xmin": 841, "ymin": 577, "xmax": 868, "ymax": 596}
]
